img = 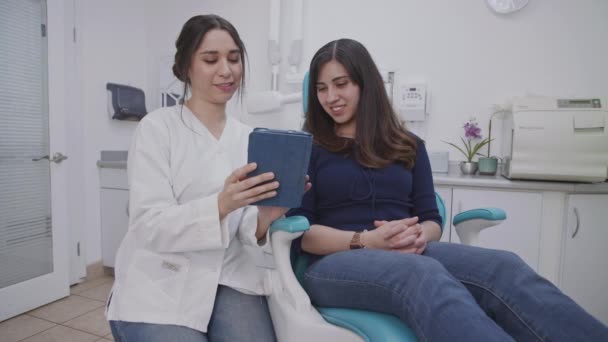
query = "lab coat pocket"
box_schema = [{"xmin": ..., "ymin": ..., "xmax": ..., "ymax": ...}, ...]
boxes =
[
  {"xmin": 125, "ymin": 250, "xmax": 190, "ymax": 309},
  {"xmin": 257, "ymin": 250, "xmax": 276, "ymax": 270}
]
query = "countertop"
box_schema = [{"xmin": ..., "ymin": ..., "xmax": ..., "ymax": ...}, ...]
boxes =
[
  {"xmin": 97, "ymin": 151, "xmax": 608, "ymax": 194},
  {"xmin": 433, "ymin": 163, "xmax": 608, "ymax": 194}
]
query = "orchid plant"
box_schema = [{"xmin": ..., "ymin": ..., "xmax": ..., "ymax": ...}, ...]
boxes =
[{"xmin": 443, "ymin": 118, "xmax": 492, "ymax": 163}]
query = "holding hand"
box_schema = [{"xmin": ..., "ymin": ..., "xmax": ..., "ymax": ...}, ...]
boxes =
[
  {"xmin": 256, "ymin": 175, "xmax": 311, "ymax": 241},
  {"xmin": 219, "ymin": 164, "xmax": 312, "ymax": 241},
  {"xmin": 218, "ymin": 163, "xmax": 279, "ymax": 220},
  {"xmin": 257, "ymin": 175, "xmax": 312, "ymax": 226}
]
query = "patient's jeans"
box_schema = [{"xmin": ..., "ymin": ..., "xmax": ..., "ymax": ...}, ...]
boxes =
[
  {"xmin": 303, "ymin": 242, "xmax": 608, "ymax": 342},
  {"xmin": 109, "ymin": 285, "xmax": 276, "ymax": 342}
]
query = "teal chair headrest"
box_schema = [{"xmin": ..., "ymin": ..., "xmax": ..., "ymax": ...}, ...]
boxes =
[{"xmin": 302, "ymin": 71, "xmax": 309, "ymax": 113}]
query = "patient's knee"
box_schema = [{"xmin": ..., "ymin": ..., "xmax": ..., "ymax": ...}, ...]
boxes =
[
  {"xmin": 393, "ymin": 253, "xmax": 447, "ymax": 280},
  {"xmin": 492, "ymin": 249, "xmax": 532, "ymax": 275}
]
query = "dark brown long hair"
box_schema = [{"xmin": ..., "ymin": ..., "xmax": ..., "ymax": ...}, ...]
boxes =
[
  {"xmin": 172, "ymin": 14, "xmax": 247, "ymax": 101},
  {"xmin": 304, "ymin": 39, "xmax": 417, "ymax": 169}
]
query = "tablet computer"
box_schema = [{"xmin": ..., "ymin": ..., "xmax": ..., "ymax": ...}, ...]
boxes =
[{"xmin": 247, "ymin": 128, "xmax": 313, "ymax": 207}]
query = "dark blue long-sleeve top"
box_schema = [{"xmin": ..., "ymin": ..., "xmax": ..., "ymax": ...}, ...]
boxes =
[{"xmin": 286, "ymin": 137, "xmax": 442, "ymax": 262}]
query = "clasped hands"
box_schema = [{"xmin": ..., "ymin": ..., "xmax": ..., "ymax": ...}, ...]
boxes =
[{"xmin": 363, "ymin": 217, "xmax": 428, "ymax": 254}]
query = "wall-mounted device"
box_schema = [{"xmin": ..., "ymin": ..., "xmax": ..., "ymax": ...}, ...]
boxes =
[
  {"xmin": 106, "ymin": 83, "xmax": 147, "ymax": 121},
  {"xmin": 397, "ymin": 83, "xmax": 427, "ymax": 121}
]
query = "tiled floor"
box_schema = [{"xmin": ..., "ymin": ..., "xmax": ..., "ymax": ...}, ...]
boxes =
[{"xmin": 0, "ymin": 276, "xmax": 115, "ymax": 342}]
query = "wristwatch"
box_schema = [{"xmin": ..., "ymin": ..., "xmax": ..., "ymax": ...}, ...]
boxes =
[{"xmin": 349, "ymin": 230, "xmax": 366, "ymax": 249}]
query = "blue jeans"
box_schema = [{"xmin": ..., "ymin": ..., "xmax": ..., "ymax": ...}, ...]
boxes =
[
  {"xmin": 303, "ymin": 242, "xmax": 608, "ymax": 342},
  {"xmin": 109, "ymin": 285, "xmax": 276, "ymax": 342}
]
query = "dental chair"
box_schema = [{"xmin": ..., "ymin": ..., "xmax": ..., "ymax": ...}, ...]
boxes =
[{"xmin": 264, "ymin": 73, "xmax": 507, "ymax": 342}]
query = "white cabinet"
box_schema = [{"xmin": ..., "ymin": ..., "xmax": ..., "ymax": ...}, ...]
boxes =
[
  {"xmin": 99, "ymin": 168, "xmax": 129, "ymax": 268},
  {"xmin": 100, "ymin": 189, "xmax": 129, "ymax": 267},
  {"xmin": 449, "ymin": 188, "xmax": 543, "ymax": 271},
  {"xmin": 559, "ymin": 194, "xmax": 608, "ymax": 324}
]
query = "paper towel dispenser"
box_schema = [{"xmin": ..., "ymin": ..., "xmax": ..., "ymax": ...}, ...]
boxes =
[{"xmin": 106, "ymin": 83, "xmax": 147, "ymax": 121}]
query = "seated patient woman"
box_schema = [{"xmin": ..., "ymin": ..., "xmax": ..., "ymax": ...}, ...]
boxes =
[
  {"xmin": 106, "ymin": 15, "xmax": 297, "ymax": 342},
  {"xmin": 287, "ymin": 38, "xmax": 608, "ymax": 342}
]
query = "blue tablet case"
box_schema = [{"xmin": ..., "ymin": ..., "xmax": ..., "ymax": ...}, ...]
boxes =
[{"xmin": 247, "ymin": 128, "xmax": 313, "ymax": 208}]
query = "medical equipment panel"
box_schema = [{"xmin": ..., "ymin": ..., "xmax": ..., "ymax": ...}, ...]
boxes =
[{"xmin": 502, "ymin": 97, "xmax": 608, "ymax": 183}]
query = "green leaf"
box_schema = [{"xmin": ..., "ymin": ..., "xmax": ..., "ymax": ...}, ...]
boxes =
[
  {"xmin": 442, "ymin": 140, "xmax": 470, "ymax": 160},
  {"xmin": 460, "ymin": 137, "xmax": 474, "ymax": 160},
  {"xmin": 471, "ymin": 138, "xmax": 493, "ymax": 156}
]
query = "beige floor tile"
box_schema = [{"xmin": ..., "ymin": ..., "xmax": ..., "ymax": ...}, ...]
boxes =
[
  {"xmin": 104, "ymin": 333, "xmax": 114, "ymax": 340},
  {"xmin": 27, "ymin": 295, "xmax": 105, "ymax": 324},
  {"xmin": 70, "ymin": 276, "xmax": 113, "ymax": 295},
  {"xmin": 63, "ymin": 307, "xmax": 110, "ymax": 337},
  {"xmin": 19, "ymin": 325, "xmax": 99, "ymax": 342},
  {"xmin": 0, "ymin": 314, "xmax": 55, "ymax": 342},
  {"xmin": 77, "ymin": 282, "xmax": 113, "ymax": 302}
]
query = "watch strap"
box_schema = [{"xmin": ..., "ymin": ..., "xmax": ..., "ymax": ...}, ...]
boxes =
[{"xmin": 349, "ymin": 231, "xmax": 365, "ymax": 249}]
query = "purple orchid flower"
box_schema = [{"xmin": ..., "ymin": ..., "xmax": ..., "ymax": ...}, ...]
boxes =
[
  {"xmin": 463, "ymin": 120, "xmax": 482, "ymax": 139},
  {"xmin": 443, "ymin": 118, "xmax": 492, "ymax": 163}
]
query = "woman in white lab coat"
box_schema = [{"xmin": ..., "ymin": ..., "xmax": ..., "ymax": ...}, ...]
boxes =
[{"xmin": 106, "ymin": 15, "xmax": 299, "ymax": 342}]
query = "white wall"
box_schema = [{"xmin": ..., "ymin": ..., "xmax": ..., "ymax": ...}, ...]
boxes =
[
  {"xmin": 75, "ymin": 0, "xmax": 608, "ymax": 264},
  {"xmin": 77, "ymin": 0, "xmax": 146, "ymax": 263},
  {"xmin": 299, "ymin": 0, "xmax": 608, "ymax": 153}
]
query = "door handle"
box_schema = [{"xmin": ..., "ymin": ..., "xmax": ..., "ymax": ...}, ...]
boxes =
[
  {"xmin": 571, "ymin": 207, "xmax": 580, "ymax": 238},
  {"xmin": 32, "ymin": 152, "xmax": 68, "ymax": 164}
]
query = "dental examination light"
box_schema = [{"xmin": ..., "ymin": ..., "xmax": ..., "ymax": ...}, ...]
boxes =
[
  {"xmin": 247, "ymin": 0, "xmax": 305, "ymax": 114},
  {"xmin": 486, "ymin": 0, "xmax": 529, "ymax": 14}
]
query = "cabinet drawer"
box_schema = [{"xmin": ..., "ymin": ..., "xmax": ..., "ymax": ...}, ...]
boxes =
[{"xmin": 99, "ymin": 168, "xmax": 128, "ymax": 189}]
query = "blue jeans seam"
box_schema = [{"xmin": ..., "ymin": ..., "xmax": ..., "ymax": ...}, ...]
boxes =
[
  {"xmin": 112, "ymin": 322, "xmax": 126, "ymax": 342},
  {"xmin": 458, "ymin": 278, "xmax": 545, "ymax": 342},
  {"xmin": 304, "ymin": 273, "xmax": 428, "ymax": 342}
]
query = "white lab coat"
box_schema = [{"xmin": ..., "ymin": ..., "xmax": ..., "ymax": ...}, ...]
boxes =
[{"xmin": 106, "ymin": 105, "xmax": 272, "ymax": 333}]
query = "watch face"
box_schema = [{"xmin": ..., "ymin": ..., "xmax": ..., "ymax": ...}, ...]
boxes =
[{"xmin": 486, "ymin": 0, "xmax": 529, "ymax": 14}]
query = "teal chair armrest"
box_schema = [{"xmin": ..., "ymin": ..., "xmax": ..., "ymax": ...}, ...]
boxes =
[
  {"xmin": 270, "ymin": 216, "xmax": 310, "ymax": 235},
  {"xmin": 453, "ymin": 208, "xmax": 506, "ymax": 246},
  {"xmin": 453, "ymin": 208, "xmax": 506, "ymax": 226},
  {"xmin": 318, "ymin": 308, "xmax": 417, "ymax": 342}
]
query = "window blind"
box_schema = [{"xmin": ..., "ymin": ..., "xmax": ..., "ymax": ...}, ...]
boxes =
[{"xmin": 0, "ymin": 0, "xmax": 52, "ymax": 289}]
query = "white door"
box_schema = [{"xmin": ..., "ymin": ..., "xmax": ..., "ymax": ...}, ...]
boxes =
[
  {"xmin": 0, "ymin": 0, "xmax": 70, "ymax": 321},
  {"xmin": 560, "ymin": 194, "xmax": 608, "ymax": 324},
  {"xmin": 450, "ymin": 188, "xmax": 543, "ymax": 271}
]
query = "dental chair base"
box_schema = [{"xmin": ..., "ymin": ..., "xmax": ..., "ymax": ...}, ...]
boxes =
[{"xmin": 268, "ymin": 229, "xmax": 364, "ymax": 342}]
